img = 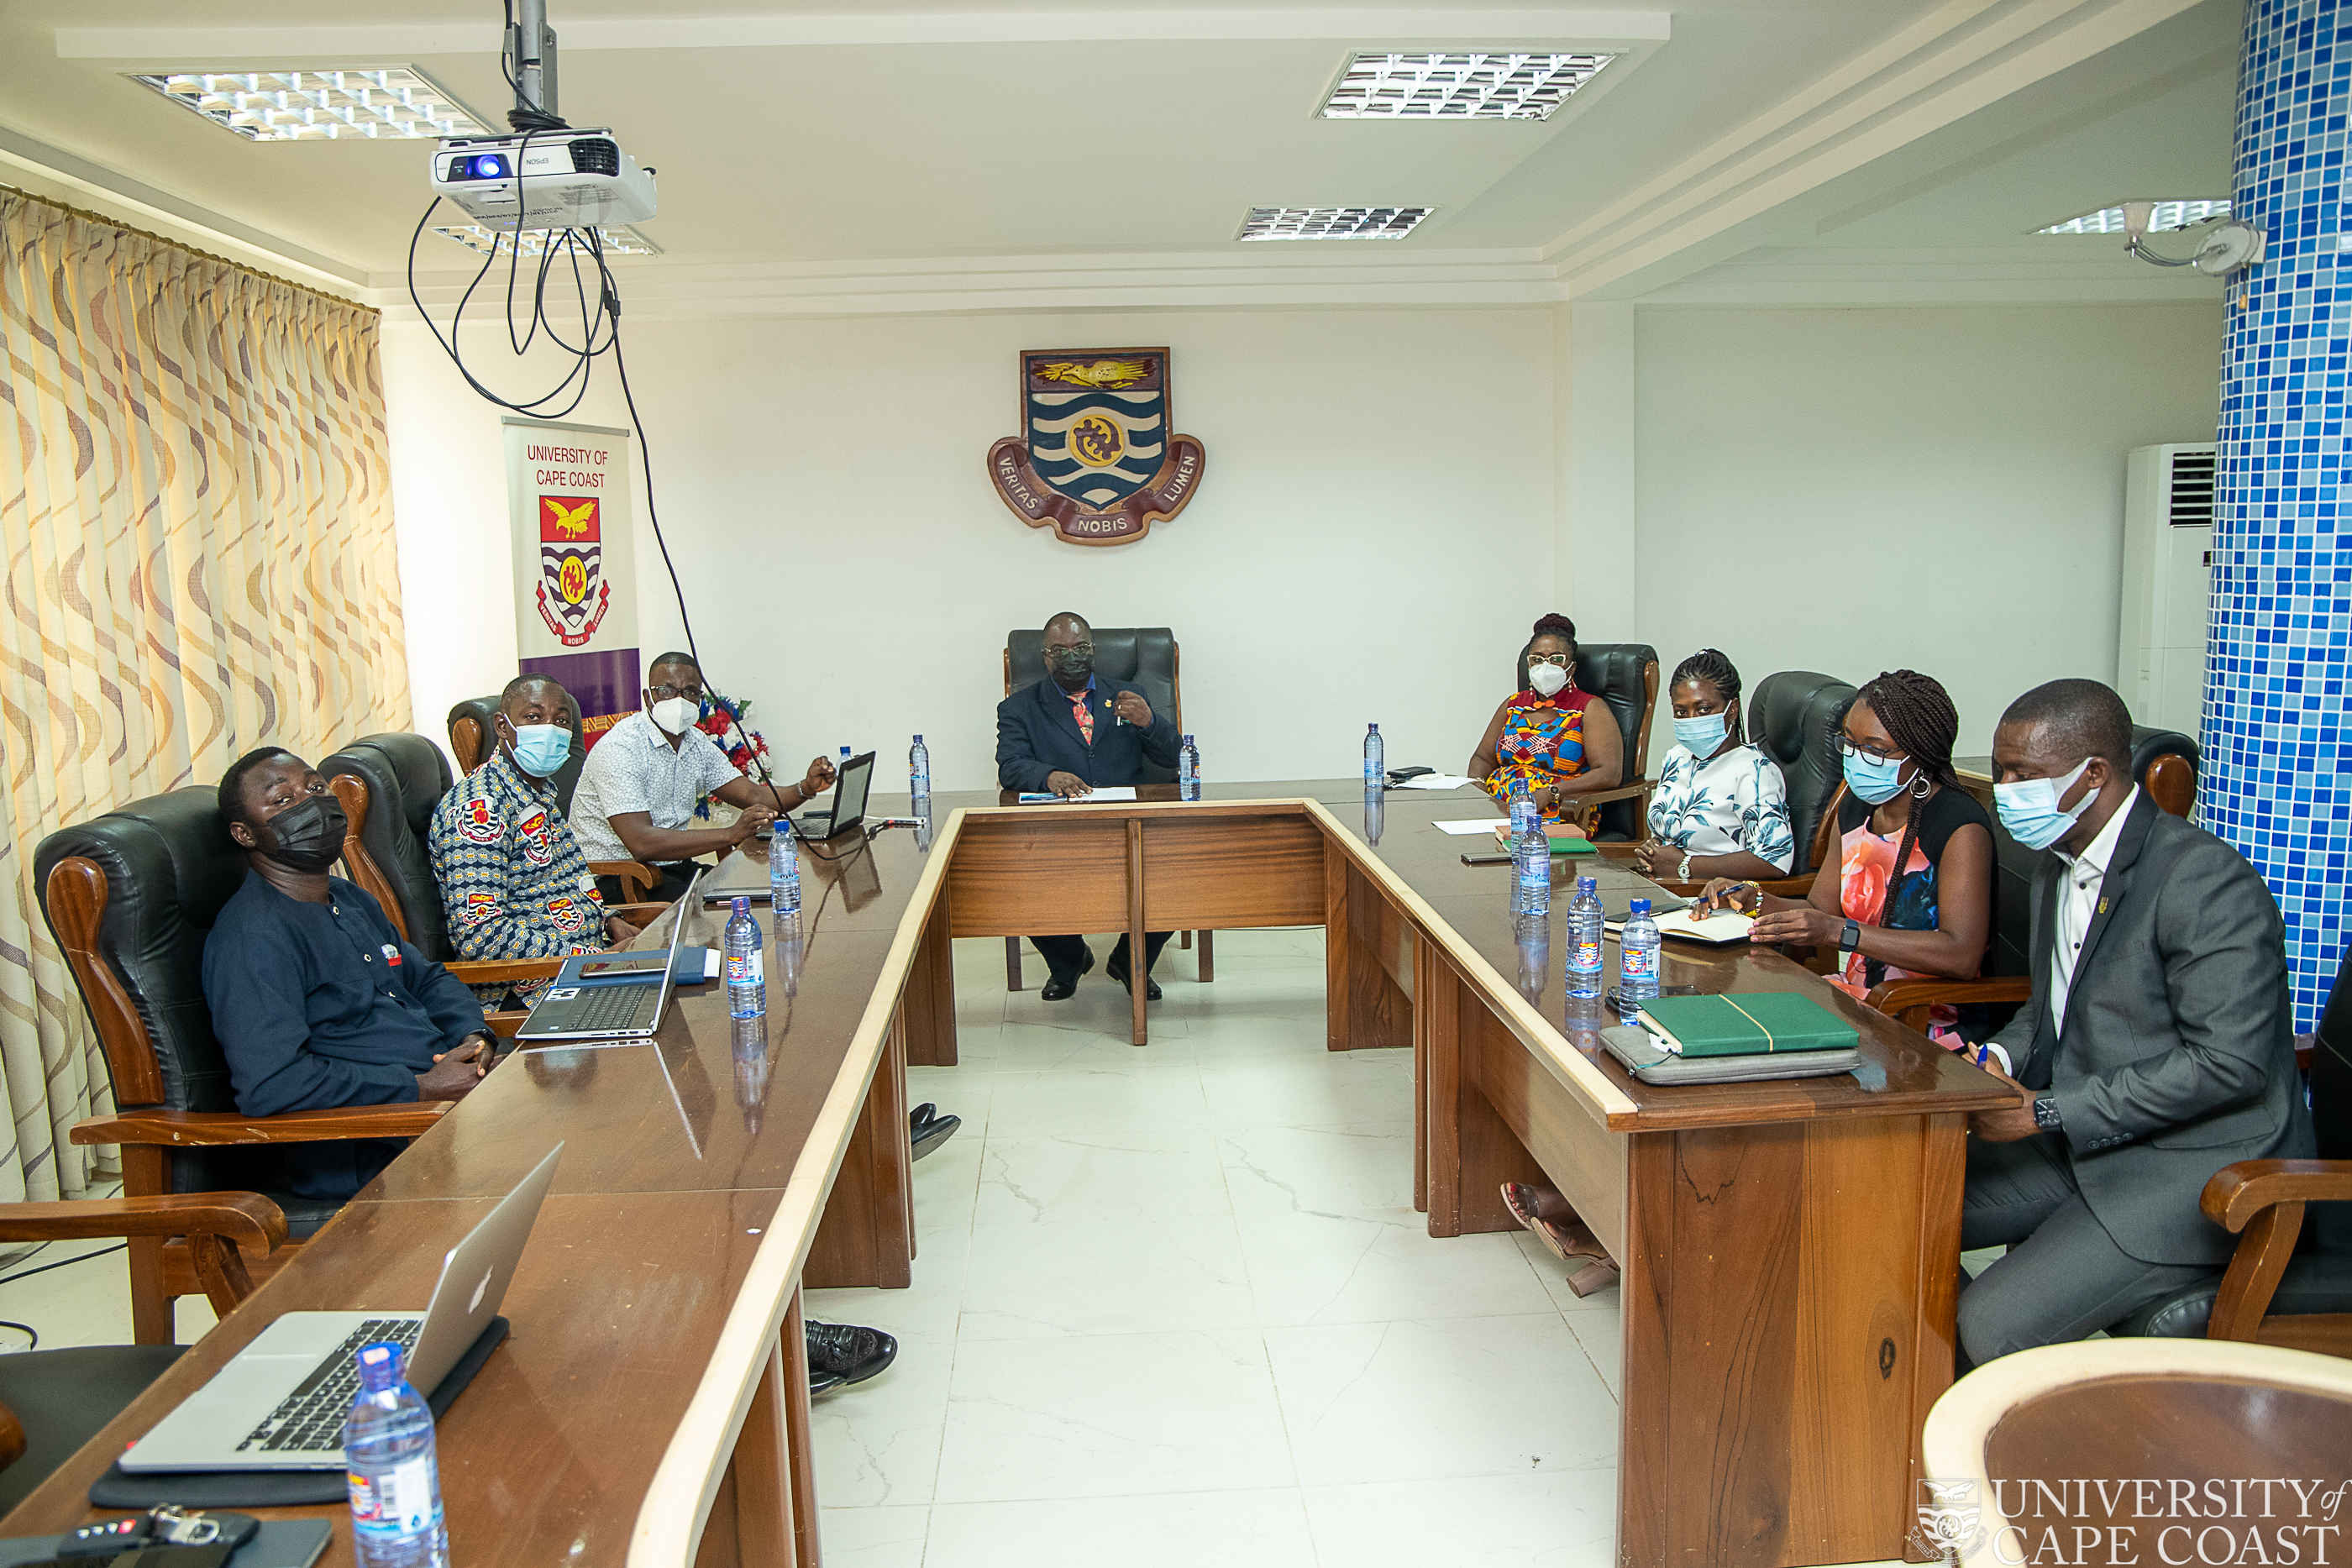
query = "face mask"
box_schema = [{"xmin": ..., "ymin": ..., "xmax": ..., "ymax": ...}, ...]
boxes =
[
  {"xmin": 1842, "ymin": 749, "xmax": 1912, "ymax": 805},
  {"xmin": 507, "ymin": 721, "xmax": 570, "ymax": 779},
  {"xmin": 1994, "ymin": 757, "xmax": 2095, "ymax": 851},
  {"xmin": 1047, "ymin": 648, "xmax": 1094, "ymax": 684},
  {"xmin": 1527, "ymin": 663, "xmax": 1569, "ymax": 698},
  {"xmin": 259, "ymin": 794, "xmax": 347, "ymax": 873},
  {"xmin": 1673, "ymin": 710, "xmax": 1730, "ymax": 755},
  {"xmin": 650, "ymin": 696, "xmax": 699, "ymax": 736}
]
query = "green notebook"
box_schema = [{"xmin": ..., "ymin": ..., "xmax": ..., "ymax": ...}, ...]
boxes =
[
  {"xmin": 1635, "ymin": 993, "xmax": 1859, "ymax": 1057},
  {"xmin": 1491, "ymin": 825, "xmax": 1597, "ymax": 855}
]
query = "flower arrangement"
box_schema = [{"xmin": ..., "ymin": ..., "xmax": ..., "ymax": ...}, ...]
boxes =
[{"xmin": 692, "ymin": 689, "xmax": 771, "ymax": 819}]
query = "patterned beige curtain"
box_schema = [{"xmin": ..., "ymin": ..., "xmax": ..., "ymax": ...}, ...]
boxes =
[{"xmin": 0, "ymin": 185, "xmax": 411, "ymax": 1204}]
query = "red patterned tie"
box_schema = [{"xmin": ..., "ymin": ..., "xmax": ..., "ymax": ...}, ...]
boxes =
[{"xmin": 1071, "ymin": 689, "xmax": 1094, "ymax": 746}]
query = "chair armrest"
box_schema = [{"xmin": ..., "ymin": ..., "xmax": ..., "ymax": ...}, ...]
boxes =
[
  {"xmin": 2201, "ymin": 1160, "xmax": 2352, "ymax": 1231},
  {"xmin": 606, "ymin": 904, "xmax": 670, "ymax": 925},
  {"xmin": 1862, "ymin": 975, "xmax": 2031, "ymax": 1034},
  {"xmin": 1756, "ymin": 872, "xmax": 1818, "ymax": 899},
  {"xmin": 1572, "ymin": 779, "xmax": 1651, "ymax": 808},
  {"xmin": 71, "ymin": 1102, "xmax": 451, "ymax": 1148},
  {"xmin": 589, "ymin": 859, "xmax": 656, "ymax": 902},
  {"xmin": 445, "ymin": 956, "xmax": 567, "ymax": 986},
  {"xmin": 0, "ymin": 1193, "xmax": 287, "ymax": 1252}
]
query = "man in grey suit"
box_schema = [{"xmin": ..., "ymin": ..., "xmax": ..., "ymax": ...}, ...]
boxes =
[{"xmin": 1958, "ymin": 679, "xmax": 2313, "ymax": 1366}]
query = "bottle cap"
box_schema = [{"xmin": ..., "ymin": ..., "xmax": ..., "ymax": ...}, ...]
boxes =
[
  {"xmin": 1578, "ymin": 875, "xmax": 1597, "ymax": 892},
  {"xmin": 732, "ymin": 895, "xmax": 750, "ymax": 915},
  {"xmin": 355, "ymin": 1342, "xmax": 406, "ymax": 1392},
  {"xmin": 913, "ymin": 733, "xmax": 924, "ymax": 742},
  {"xmin": 1630, "ymin": 898, "xmax": 1651, "ymax": 915},
  {"xmin": 1368, "ymin": 722, "xmax": 1378, "ymax": 732}
]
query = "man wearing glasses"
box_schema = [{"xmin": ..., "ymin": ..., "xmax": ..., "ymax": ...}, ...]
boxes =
[
  {"xmin": 570, "ymin": 650, "xmax": 836, "ymax": 903},
  {"xmin": 995, "ymin": 611, "xmax": 1182, "ymax": 1001}
]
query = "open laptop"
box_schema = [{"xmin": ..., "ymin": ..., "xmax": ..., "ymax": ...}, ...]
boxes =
[
  {"xmin": 517, "ymin": 865, "xmax": 701, "ymax": 1042},
  {"xmin": 121, "ymin": 1145, "xmax": 563, "ymax": 1472},
  {"xmin": 792, "ymin": 749, "xmax": 874, "ymax": 840}
]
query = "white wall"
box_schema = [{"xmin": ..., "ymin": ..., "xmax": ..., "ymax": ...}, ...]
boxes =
[
  {"xmin": 1629, "ymin": 303, "xmax": 2222, "ymax": 755},
  {"xmin": 382, "ymin": 307, "xmax": 1560, "ymax": 789}
]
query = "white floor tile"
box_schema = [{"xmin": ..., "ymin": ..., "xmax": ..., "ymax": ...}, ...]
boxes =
[
  {"xmin": 816, "ymin": 1504, "xmax": 929, "ymax": 1568},
  {"xmin": 808, "ymin": 1224, "xmax": 974, "ymax": 1344},
  {"xmin": 979, "ymin": 1062, "xmax": 1210, "ymax": 1141},
  {"xmin": 911, "ymin": 1135, "xmax": 984, "ymax": 1236},
  {"xmin": 1303, "ymin": 1470, "xmax": 1620, "ymax": 1568},
  {"xmin": 958, "ymin": 1020, "xmax": 1197, "ymax": 1071},
  {"xmin": 926, "ymin": 1488, "xmax": 1316, "ymax": 1568},
  {"xmin": 1265, "ymin": 1314, "xmax": 1619, "ymax": 1487},
  {"xmin": 957, "ymin": 1213, "xmax": 1253, "ymax": 1340},
  {"xmin": 1220, "ymin": 1125, "xmax": 1419, "ymax": 1225},
  {"xmin": 934, "ymin": 1329, "xmax": 1294, "ymax": 1502},
  {"xmin": 1238, "ymin": 1212, "xmax": 1558, "ymax": 1327},
  {"xmin": 974, "ymin": 1130, "xmax": 1232, "ymax": 1227},
  {"xmin": 909, "ymin": 1066, "xmax": 989, "ymax": 1136},
  {"xmin": 1199, "ymin": 1051, "xmax": 1414, "ymax": 1131},
  {"xmin": 811, "ymin": 1330, "xmax": 957, "ymax": 1507},
  {"xmin": 1565, "ymin": 1306, "xmax": 1624, "ymax": 1400}
]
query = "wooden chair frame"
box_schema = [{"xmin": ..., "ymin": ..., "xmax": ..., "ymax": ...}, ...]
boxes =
[
  {"xmin": 44, "ymin": 854, "xmax": 448, "ymax": 1344},
  {"xmin": 1562, "ymin": 655, "xmax": 1661, "ymax": 839},
  {"xmin": 999, "ymin": 638, "xmax": 1215, "ymax": 993},
  {"xmin": 2196, "ymin": 1160, "xmax": 2352, "ymax": 1356}
]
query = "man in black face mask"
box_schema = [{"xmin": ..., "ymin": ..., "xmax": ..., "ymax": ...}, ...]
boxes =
[
  {"xmin": 995, "ymin": 611, "xmax": 1182, "ymax": 1001},
  {"xmin": 202, "ymin": 747, "xmax": 497, "ymax": 1202}
]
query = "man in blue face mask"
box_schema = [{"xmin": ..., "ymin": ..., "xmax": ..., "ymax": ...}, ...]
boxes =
[
  {"xmin": 428, "ymin": 674, "xmax": 642, "ymax": 1006},
  {"xmin": 1955, "ymin": 678, "xmax": 2312, "ymax": 1368}
]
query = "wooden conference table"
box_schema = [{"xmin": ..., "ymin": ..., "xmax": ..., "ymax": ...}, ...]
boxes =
[{"xmin": 3, "ymin": 781, "xmax": 2010, "ymax": 1568}]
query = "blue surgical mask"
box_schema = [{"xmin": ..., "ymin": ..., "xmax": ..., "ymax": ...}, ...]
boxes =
[
  {"xmin": 1842, "ymin": 749, "xmax": 1912, "ymax": 805},
  {"xmin": 1993, "ymin": 757, "xmax": 2094, "ymax": 850},
  {"xmin": 508, "ymin": 722, "xmax": 571, "ymax": 779},
  {"xmin": 1673, "ymin": 711, "xmax": 1730, "ymax": 756}
]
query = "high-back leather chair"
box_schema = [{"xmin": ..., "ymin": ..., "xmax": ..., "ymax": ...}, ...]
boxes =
[
  {"xmin": 321, "ymin": 732, "xmax": 458, "ymax": 957},
  {"xmin": 34, "ymin": 789, "xmax": 441, "ymax": 1341},
  {"xmin": 2130, "ymin": 724, "xmax": 2199, "ymax": 820},
  {"xmin": 447, "ymin": 692, "xmax": 591, "ymax": 815},
  {"xmin": 1748, "ymin": 670, "xmax": 1858, "ymax": 878},
  {"xmin": 1509, "ymin": 641, "xmax": 1661, "ymax": 842}
]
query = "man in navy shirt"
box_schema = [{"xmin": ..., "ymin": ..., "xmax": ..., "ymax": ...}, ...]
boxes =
[{"xmin": 202, "ymin": 746, "xmax": 493, "ymax": 1201}]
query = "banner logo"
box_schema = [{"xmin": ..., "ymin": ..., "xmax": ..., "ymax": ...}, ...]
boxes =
[
  {"xmin": 987, "ymin": 348, "xmax": 1206, "ymax": 546},
  {"xmin": 536, "ymin": 495, "xmax": 611, "ymax": 648}
]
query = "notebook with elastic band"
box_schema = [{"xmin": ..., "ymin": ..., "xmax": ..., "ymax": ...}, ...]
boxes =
[{"xmin": 1634, "ymin": 993, "xmax": 1859, "ymax": 1057}]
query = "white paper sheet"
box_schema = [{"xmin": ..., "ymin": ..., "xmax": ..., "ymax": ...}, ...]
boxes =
[
  {"xmin": 1389, "ymin": 774, "xmax": 1476, "ymax": 790},
  {"xmin": 1434, "ymin": 817, "xmax": 1508, "ymax": 836},
  {"xmin": 1656, "ymin": 910, "xmax": 1754, "ymax": 943},
  {"xmin": 1017, "ymin": 785, "xmax": 1140, "ymax": 803}
]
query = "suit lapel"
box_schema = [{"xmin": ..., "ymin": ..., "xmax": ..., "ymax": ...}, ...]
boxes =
[
  {"xmin": 1037, "ymin": 678, "xmax": 1093, "ymax": 757},
  {"xmin": 2056, "ymin": 792, "xmax": 2159, "ymax": 1039}
]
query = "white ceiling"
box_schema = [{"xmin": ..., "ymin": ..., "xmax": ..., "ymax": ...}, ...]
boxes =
[{"xmin": 0, "ymin": 0, "xmax": 2241, "ymax": 302}]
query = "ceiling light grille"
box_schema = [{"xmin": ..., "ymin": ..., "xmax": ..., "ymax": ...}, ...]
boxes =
[
  {"xmin": 433, "ymin": 224, "xmax": 662, "ymax": 259},
  {"xmin": 130, "ymin": 68, "xmax": 490, "ymax": 142},
  {"xmin": 1319, "ymin": 52, "xmax": 1615, "ymax": 121},
  {"xmin": 1238, "ymin": 207, "xmax": 1432, "ymax": 242},
  {"xmin": 2037, "ymin": 200, "xmax": 2231, "ymax": 236}
]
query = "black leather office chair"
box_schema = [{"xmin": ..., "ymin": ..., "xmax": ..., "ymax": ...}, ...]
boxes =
[
  {"xmin": 1000, "ymin": 627, "xmax": 1202, "ymax": 989},
  {"xmin": 321, "ymin": 732, "xmax": 458, "ymax": 957},
  {"xmin": 447, "ymin": 692, "xmax": 590, "ymax": 816},
  {"xmin": 1748, "ymin": 670, "xmax": 1858, "ymax": 885},
  {"xmin": 1509, "ymin": 641, "xmax": 1660, "ymax": 842},
  {"xmin": 2130, "ymin": 724, "xmax": 2199, "ymax": 820},
  {"xmin": 34, "ymin": 791, "xmax": 438, "ymax": 1341}
]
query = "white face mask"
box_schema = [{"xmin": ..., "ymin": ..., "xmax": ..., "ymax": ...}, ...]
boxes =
[
  {"xmin": 1528, "ymin": 663, "xmax": 1569, "ymax": 698},
  {"xmin": 650, "ymin": 696, "xmax": 699, "ymax": 736}
]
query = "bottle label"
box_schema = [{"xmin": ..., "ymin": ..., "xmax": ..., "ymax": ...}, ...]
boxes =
[
  {"xmin": 726, "ymin": 952, "xmax": 764, "ymax": 986},
  {"xmin": 349, "ymin": 1455, "xmax": 442, "ymax": 1538},
  {"xmin": 1569, "ymin": 938, "xmax": 1604, "ymax": 973},
  {"xmin": 1621, "ymin": 944, "xmax": 1657, "ymax": 979}
]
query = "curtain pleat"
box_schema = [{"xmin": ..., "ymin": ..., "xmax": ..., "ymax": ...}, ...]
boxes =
[{"xmin": 0, "ymin": 187, "xmax": 410, "ymax": 1204}]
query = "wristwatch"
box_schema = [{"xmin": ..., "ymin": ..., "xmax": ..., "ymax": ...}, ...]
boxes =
[
  {"xmin": 1677, "ymin": 851, "xmax": 1694, "ymax": 882},
  {"xmin": 2032, "ymin": 1094, "xmax": 2064, "ymax": 1133},
  {"xmin": 1839, "ymin": 918, "xmax": 1862, "ymax": 953}
]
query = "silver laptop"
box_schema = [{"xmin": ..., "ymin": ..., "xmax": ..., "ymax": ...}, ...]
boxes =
[
  {"xmin": 517, "ymin": 866, "xmax": 701, "ymax": 1042},
  {"xmin": 121, "ymin": 1145, "xmax": 563, "ymax": 1472},
  {"xmin": 792, "ymin": 749, "xmax": 874, "ymax": 839}
]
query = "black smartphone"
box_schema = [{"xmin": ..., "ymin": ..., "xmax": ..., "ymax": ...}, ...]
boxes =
[
  {"xmin": 22, "ymin": 1549, "xmax": 234, "ymax": 1568},
  {"xmin": 1459, "ymin": 852, "xmax": 1512, "ymax": 866}
]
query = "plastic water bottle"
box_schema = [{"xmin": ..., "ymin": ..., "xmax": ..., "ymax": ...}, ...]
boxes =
[
  {"xmin": 1508, "ymin": 776, "xmax": 1539, "ymax": 842},
  {"xmin": 344, "ymin": 1343, "xmax": 449, "ymax": 1568},
  {"xmin": 724, "ymin": 896, "xmax": 764, "ymax": 1020},
  {"xmin": 1565, "ymin": 874, "xmax": 1604, "ymax": 999},
  {"xmin": 768, "ymin": 818, "xmax": 801, "ymax": 917},
  {"xmin": 1514, "ymin": 911, "xmax": 1549, "ymax": 1002},
  {"xmin": 909, "ymin": 734, "xmax": 932, "ymax": 815},
  {"xmin": 1619, "ymin": 897, "xmax": 1661, "ymax": 1016},
  {"xmin": 838, "ymin": 744, "xmax": 851, "ymax": 768},
  {"xmin": 1362, "ymin": 786, "xmax": 1384, "ymax": 846},
  {"xmin": 1363, "ymin": 723, "xmax": 1383, "ymax": 787},
  {"xmin": 1511, "ymin": 782, "xmax": 1550, "ymax": 914},
  {"xmin": 1179, "ymin": 734, "xmax": 1201, "ymax": 801}
]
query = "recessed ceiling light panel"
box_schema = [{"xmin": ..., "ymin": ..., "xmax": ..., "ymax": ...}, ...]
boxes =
[
  {"xmin": 433, "ymin": 223, "xmax": 662, "ymax": 259},
  {"xmin": 1319, "ymin": 52, "xmax": 1615, "ymax": 121},
  {"xmin": 130, "ymin": 68, "xmax": 491, "ymax": 142},
  {"xmin": 1238, "ymin": 207, "xmax": 1433, "ymax": 241},
  {"xmin": 2037, "ymin": 200, "xmax": 2231, "ymax": 236}
]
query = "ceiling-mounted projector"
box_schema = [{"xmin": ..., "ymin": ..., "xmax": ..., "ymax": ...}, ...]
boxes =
[{"xmin": 430, "ymin": 128, "xmax": 656, "ymax": 229}]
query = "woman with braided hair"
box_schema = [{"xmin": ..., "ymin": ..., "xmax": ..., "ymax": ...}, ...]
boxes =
[
  {"xmin": 1468, "ymin": 612, "xmax": 1624, "ymax": 827},
  {"xmin": 1696, "ymin": 669, "xmax": 1993, "ymax": 1046},
  {"xmin": 1631, "ymin": 648, "xmax": 1795, "ymax": 884}
]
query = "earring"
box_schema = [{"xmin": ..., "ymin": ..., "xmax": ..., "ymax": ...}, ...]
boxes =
[{"xmin": 1910, "ymin": 770, "xmax": 1932, "ymax": 800}]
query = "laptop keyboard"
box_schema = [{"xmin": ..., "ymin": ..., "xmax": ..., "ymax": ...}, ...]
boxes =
[
  {"xmin": 236, "ymin": 1318, "xmax": 422, "ymax": 1454},
  {"xmin": 548, "ymin": 983, "xmax": 654, "ymax": 1035}
]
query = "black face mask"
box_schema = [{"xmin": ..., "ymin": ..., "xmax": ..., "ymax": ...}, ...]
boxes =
[
  {"xmin": 1046, "ymin": 648, "xmax": 1093, "ymax": 684},
  {"xmin": 257, "ymin": 794, "xmax": 348, "ymax": 873}
]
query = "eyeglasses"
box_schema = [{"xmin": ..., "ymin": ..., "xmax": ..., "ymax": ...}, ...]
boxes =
[
  {"xmin": 1047, "ymin": 642, "xmax": 1095, "ymax": 659},
  {"xmin": 1527, "ymin": 652, "xmax": 1572, "ymax": 669},
  {"xmin": 1838, "ymin": 737, "xmax": 1908, "ymax": 764},
  {"xmin": 648, "ymin": 682, "xmax": 705, "ymax": 702}
]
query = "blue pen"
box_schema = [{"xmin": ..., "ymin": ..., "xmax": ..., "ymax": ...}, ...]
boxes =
[{"xmin": 1976, "ymin": 1041, "xmax": 1990, "ymax": 1067}]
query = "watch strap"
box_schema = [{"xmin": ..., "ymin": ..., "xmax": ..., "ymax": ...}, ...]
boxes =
[
  {"xmin": 2033, "ymin": 1094, "xmax": 2063, "ymax": 1132},
  {"xmin": 1839, "ymin": 919, "xmax": 1862, "ymax": 952}
]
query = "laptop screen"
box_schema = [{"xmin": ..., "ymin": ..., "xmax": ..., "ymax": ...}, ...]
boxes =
[{"xmin": 803, "ymin": 750, "xmax": 875, "ymax": 836}]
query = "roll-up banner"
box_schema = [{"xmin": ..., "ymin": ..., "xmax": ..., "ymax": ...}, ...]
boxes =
[{"xmin": 504, "ymin": 417, "xmax": 640, "ymax": 745}]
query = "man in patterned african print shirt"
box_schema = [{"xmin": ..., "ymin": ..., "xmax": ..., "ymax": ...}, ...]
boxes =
[{"xmin": 428, "ymin": 675, "xmax": 638, "ymax": 1005}]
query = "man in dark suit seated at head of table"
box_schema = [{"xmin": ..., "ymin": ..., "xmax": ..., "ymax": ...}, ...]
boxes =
[
  {"xmin": 202, "ymin": 746, "xmax": 496, "ymax": 1203},
  {"xmin": 1957, "ymin": 679, "xmax": 2313, "ymax": 1368},
  {"xmin": 995, "ymin": 611, "xmax": 1182, "ymax": 1002}
]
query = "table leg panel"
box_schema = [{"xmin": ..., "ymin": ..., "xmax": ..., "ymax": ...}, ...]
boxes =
[
  {"xmin": 904, "ymin": 890, "xmax": 958, "ymax": 1067},
  {"xmin": 804, "ymin": 1024, "xmax": 912, "ymax": 1290}
]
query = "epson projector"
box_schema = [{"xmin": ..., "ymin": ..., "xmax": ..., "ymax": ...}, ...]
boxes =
[{"xmin": 430, "ymin": 129, "xmax": 656, "ymax": 229}]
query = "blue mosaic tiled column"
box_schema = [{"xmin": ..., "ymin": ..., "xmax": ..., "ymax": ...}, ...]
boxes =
[{"xmin": 2205, "ymin": 0, "xmax": 2352, "ymax": 1031}]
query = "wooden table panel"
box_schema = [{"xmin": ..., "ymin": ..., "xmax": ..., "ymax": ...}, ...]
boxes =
[
  {"xmin": 1467, "ymin": 994, "xmax": 1629, "ymax": 1262},
  {"xmin": 943, "ymin": 815, "xmax": 1132, "ymax": 935},
  {"xmin": 1140, "ymin": 811, "xmax": 1324, "ymax": 929}
]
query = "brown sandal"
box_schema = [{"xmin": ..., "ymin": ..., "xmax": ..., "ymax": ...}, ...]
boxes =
[{"xmin": 1502, "ymin": 1183, "xmax": 1622, "ymax": 1298}]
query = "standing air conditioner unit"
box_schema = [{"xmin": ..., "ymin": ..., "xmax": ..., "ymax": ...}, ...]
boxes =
[{"xmin": 2117, "ymin": 443, "xmax": 2215, "ymax": 741}]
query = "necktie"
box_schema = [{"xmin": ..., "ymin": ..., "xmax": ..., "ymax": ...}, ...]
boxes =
[{"xmin": 1071, "ymin": 689, "xmax": 1094, "ymax": 746}]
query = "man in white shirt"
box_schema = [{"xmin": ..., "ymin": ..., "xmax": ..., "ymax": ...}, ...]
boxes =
[
  {"xmin": 1956, "ymin": 679, "xmax": 2309, "ymax": 1367},
  {"xmin": 570, "ymin": 651, "xmax": 835, "ymax": 901}
]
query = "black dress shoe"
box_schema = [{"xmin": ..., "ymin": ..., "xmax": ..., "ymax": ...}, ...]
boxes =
[
  {"xmin": 806, "ymin": 1320, "xmax": 897, "ymax": 1388},
  {"xmin": 1038, "ymin": 944, "xmax": 1095, "ymax": 1001},
  {"xmin": 911, "ymin": 1110, "xmax": 962, "ymax": 1161},
  {"xmin": 911, "ymin": 1103, "xmax": 937, "ymax": 1128},
  {"xmin": 1105, "ymin": 953, "xmax": 1163, "ymax": 1001}
]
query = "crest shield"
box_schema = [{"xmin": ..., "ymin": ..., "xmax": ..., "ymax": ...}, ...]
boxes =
[
  {"xmin": 988, "ymin": 348, "xmax": 1206, "ymax": 546},
  {"xmin": 536, "ymin": 495, "xmax": 612, "ymax": 648}
]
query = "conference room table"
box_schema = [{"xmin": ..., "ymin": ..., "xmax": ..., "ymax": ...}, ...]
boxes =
[{"xmin": 1, "ymin": 779, "xmax": 2011, "ymax": 1568}]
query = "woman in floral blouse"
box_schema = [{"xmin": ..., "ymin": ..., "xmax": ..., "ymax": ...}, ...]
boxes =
[{"xmin": 1631, "ymin": 648, "xmax": 1796, "ymax": 884}]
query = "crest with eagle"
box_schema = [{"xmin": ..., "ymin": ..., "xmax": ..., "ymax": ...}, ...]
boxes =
[{"xmin": 985, "ymin": 346, "xmax": 1207, "ymax": 547}]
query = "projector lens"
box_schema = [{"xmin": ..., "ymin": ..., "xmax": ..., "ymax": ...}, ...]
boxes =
[{"xmin": 478, "ymin": 155, "xmax": 506, "ymax": 178}]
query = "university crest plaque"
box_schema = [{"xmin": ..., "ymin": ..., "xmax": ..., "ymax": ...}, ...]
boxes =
[{"xmin": 986, "ymin": 347, "xmax": 1206, "ymax": 546}]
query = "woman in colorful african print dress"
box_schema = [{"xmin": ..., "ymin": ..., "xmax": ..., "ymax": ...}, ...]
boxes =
[{"xmin": 1468, "ymin": 613, "xmax": 1624, "ymax": 827}]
